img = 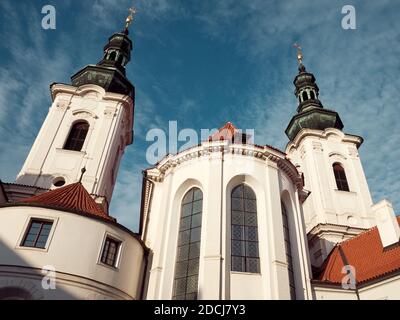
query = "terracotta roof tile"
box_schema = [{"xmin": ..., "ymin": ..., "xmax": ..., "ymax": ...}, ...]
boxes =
[
  {"xmin": 317, "ymin": 217, "xmax": 400, "ymax": 284},
  {"xmin": 207, "ymin": 122, "xmax": 286, "ymax": 154},
  {"xmin": 19, "ymin": 182, "xmax": 113, "ymax": 221},
  {"xmin": 208, "ymin": 122, "xmax": 250, "ymax": 142}
]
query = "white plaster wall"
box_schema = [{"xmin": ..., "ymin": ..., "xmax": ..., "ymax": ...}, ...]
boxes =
[
  {"xmin": 287, "ymin": 128, "xmax": 376, "ymax": 231},
  {"xmin": 143, "ymin": 142, "xmax": 312, "ymax": 300},
  {"xmin": 16, "ymin": 84, "xmax": 133, "ymax": 203},
  {"xmin": 359, "ymin": 275, "xmax": 400, "ymax": 300},
  {"xmin": 313, "ymin": 275, "xmax": 400, "ymax": 300},
  {"xmin": 0, "ymin": 206, "xmax": 145, "ymax": 300}
]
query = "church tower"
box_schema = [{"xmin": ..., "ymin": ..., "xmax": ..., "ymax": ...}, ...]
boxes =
[
  {"xmin": 15, "ymin": 12, "xmax": 136, "ymax": 209},
  {"xmin": 285, "ymin": 47, "xmax": 376, "ymax": 266}
]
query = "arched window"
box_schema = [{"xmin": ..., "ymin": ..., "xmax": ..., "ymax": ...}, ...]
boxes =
[
  {"xmin": 231, "ymin": 184, "xmax": 260, "ymax": 273},
  {"xmin": 281, "ymin": 202, "xmax": 296, "ymax": 300},
  {"xmin": 109, "ymin": 51, "xmax": 117, "ymax": 61},
  {"xmin": 64, "ymin": 121, "xmax": 89, "ymax": 151},
  {"xmin": 333, "ymin": 163, "xmax": 350, "ymax": 191},
  {"xmin": 173, "ymin": 187, "xmax": 203, "ymax": 300},
  {"xmin": 302, "ymin": 91, "xmax": 308, "ymax": 101},
  {"xmin": 310, "ymin": 91, "xmax": 315, "ymax": 100}
]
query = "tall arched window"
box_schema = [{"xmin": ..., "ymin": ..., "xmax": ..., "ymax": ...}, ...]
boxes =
[
  {"xmin": 173, "ymin": 187, "xmax": 203, "ymax": 300},
  {"xmin": 231, "ymin": 184, "xmax": 260, "ymax": 273},
  {"xmin": 310, "ymin": 91, "xmax": 315, "ymax": 100},
  {"xmin": 333, "ymin": 163, "xmax": 349, "ymax": 191},
  {"xmin": 281, "ymin": 202, "xmax": 296, "ymax": 300},
  {"xmin": 64, "ymin": 121, "xmax": 89, "ymax": 151},
  {"xmin": 302, "ymin": 91, "xmax": 308, "ymax": 101}
]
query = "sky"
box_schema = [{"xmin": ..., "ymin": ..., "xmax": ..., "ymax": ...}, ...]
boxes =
[{"xmin": 0, "ymin": 0, "xmax": 399, "ymax": 232}]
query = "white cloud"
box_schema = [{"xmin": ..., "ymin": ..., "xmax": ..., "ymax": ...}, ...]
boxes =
[{"xmin": 195, "ymin": 1, "xmax": 400, "ymax": 211}]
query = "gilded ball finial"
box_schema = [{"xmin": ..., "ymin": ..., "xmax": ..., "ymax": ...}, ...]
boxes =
[{"xmin": 293, "ymin": 43, "xmax": 303, "ymax": 65}]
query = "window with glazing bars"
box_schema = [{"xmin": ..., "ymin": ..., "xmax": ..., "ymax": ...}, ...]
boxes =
[
  {"xmin": 101, "ymin": 237, "xmax": 121, "ymax": 267},
  {"xmin": 282, "ymin": 202, "xmax": 296, "ymax": 300},
  {"xmin": 172, "ymin": 187, "xmax": 203, "ymax": 300},
  {"xmin": 333, "ymin": 163, "xmax": 350, "ymax": 191},
  {"xmin": 21, "ymin": 219, "xmax": 53, "ymax": 249},
  {"xmin": 64, "ymin": 121, "xmax": 89, "ymax": 151},
  {"xmin": 231, "ymin": 184, "xmax": 260, "ymax": 273}
]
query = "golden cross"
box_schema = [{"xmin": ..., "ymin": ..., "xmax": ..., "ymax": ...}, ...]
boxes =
[
  {"xmin": 293, "ymin": 43, "xmax": 303, "ymax": 64},
  {"xmin": 125, "ymin": 7, "xmax": 138, "ymax": 30}
]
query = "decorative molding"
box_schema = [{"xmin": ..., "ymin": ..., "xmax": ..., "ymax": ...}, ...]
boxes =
[
  {"xmin": 104, "ymin": 107, "xmax": 117, "ymax": 119},
  {"xmin": 55, "ymin": 101, "xmax": 68, "ymax": 111},
  {"xmin": 300, "ymin": 145, "xmax": 306, "ymax": 158},
  {"xmin": 312, "ymin": 141, "xmax": 323, "ymax": 152},
  {"xmin": 286, "ymin": 128, "xmax": 364, "ymax": 153},
  {"xmin": 145, "ymin": 142, "xmax": 304, "ymax": 189},
  {"xmin": 328, "ymin": 151, "xmax": 347, "ymax": 161},
  {"xmin": 72, "ymin": 110, "xmax": 98, "ymax": 119},
  {"xmin": 348, "ymin": 147, "xmax": 358, "ymax": 157}
]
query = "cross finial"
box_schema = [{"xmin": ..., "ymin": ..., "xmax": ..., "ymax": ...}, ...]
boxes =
[
  {"xmin": 293, "ymin": 43, "xmax": 303, "ymax": 65},
  {"xmin": 125, "ymin": 7, "xmax": 138, "ymax": 31}
]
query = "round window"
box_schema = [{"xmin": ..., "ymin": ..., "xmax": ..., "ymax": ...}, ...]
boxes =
[{"xmin": 53, "ymin": 177, "xmax": 66, "ymax": 187}]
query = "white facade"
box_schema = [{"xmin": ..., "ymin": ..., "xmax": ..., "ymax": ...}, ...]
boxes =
[
  {"xmin": 286, "ymin": 128, "xmax": 377, "ymax": 266},
  {"xmin": 16, "ymin": 83, "xmax": 134, "ymax": 205},
  {"xmin": 142, "ymin": 140, "xmax": 313, "ymax": 300},
  {"xmin": 0, "ymin": 206, "xmax": 146, "ymax": 300},
  {"xmin": 313, "ymin": 274, "xmax": 400, "ymax": 300}
]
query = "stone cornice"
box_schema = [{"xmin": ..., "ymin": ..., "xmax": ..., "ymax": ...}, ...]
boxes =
[
  {"xmin": 286, "ymin": 128, "xmax": 364, "ymax": 154},
  {"xmin": 145, "ymin": 141, "xmax": 303, "ymax": 189},
  {"xmin": 307, "ymin": 223, "xmax": 368, "ymax": 245},
  {"xmin": 50, "ymin": 83, "xmax": 134, "ymax": 145}
]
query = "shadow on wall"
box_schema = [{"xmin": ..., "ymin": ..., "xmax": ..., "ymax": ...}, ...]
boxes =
[
  {"xmin": 0, "ymin": 238, "xmax": 75, "ymax": 300},
  {"xmin": 15, "ymin": 173, "xmax": 67, "ymax": 191}
]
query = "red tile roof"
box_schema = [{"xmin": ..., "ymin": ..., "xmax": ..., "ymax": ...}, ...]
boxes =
[
  {"xmin": 207, "ymin": 122, "xmax": 286, "ymax": 154},
  {"xmin": 19, "ymin": 182, "xmax": 113, "ymax": 221},
  {"xmin": 317, "ymin": 217, "xmax": 400, "ymax": 285}
]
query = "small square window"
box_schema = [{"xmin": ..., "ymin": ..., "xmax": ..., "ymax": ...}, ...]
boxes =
[
  {"xmin": 21, "ymin": 219, "xmax": 53, "ymax": 249},
  {"xmin": 101, "ymin": 237, "xmax": 121, "ymax": 267}
]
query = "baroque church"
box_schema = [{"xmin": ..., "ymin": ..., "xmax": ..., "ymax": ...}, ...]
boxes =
[{"xmin": 0, "ymin": 14, "xmax": 399, "ymax": 300}]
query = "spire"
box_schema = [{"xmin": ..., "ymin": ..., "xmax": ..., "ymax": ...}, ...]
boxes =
[
  {"xmin": 71, "ymin": 8, "xmax": 136, "ymax": 97},
  {"xmin": 78, "ymin": 167, "xmax": 86, "ymax": 183},
  {"xmin": 285, "ymin": 46, "xmax": 343, "ymax": 141}
]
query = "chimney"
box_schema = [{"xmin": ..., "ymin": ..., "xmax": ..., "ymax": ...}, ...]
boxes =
[{"xmin": 372, "ymin": 199, "xmax": 400, "ymax": 249}]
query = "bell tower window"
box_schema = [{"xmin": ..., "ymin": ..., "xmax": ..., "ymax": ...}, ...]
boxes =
[
  {"xmin": 64, "ymin": 121, "xmax": 89, "ymax": 152},
  {"xmin": 302, "ymin": 91, "xmax": 308, "ymax": 101},
  {"xmin": 310, "ymin": 91, "xmax": 315, "ymax": 100},
  {"xmin": 333, "ymin": 163, "xmax": 350, "ymax": 191}
]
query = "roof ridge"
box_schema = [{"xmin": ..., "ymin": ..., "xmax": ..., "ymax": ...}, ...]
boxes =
[
  {"xmin": 19, "ymin": 182, "xmax": 112, "ymax": 221},
  {"xmin": 317, "ymin": 217, "xmax": 400, "ymax": 285}
]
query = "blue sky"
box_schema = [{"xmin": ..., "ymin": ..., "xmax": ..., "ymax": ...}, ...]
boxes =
[{"xmin": 0, "ymin": 0, "xmax": 399, "ymax": 232}]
